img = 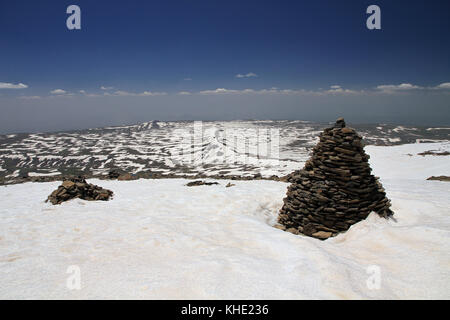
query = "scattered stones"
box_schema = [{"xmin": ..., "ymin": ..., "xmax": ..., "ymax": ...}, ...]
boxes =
[
  {"xmin": 427, "ymin": 176, "xmax": 450, "ymax": 182},
  {"xmin": 278, "ymin": 118, "xmax": 393, "ymax": 241},
  {"xmin": 0, "ymin": 171, "xmax": 286, "ymax": 187},
  {"xmin": 186, "ymin": 180, "xmax": 219, "ymax": 187},
  {"xmin": 46, "ymin": 176, "xmax": 113, "ymax": 205}
]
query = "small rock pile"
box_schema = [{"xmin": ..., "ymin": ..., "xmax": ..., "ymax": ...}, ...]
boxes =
[
  {"xmin": 278, "ymin": 118, "xmax": 393, "ymax": 240},
  {"xmin": 46, "ymin": 176, "xmax": 113, "ymax": 205}
]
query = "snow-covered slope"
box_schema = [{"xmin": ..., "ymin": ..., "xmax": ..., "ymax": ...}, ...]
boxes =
[
  {"xmin": 0, "ymin": 142, "xmax": 449, "ymax": 299},
  {"xmin": 1, "ymin": 120, "xmax": 449, "ymax": 180}
]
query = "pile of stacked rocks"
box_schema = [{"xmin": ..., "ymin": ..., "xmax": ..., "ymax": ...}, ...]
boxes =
[
  {"xmin": 46, "ymin": 176, "xmax": 113, "ymax": 205},
  {"xmin": 278, "ymin": 118, "xmax": 393, "ymax": 240}
]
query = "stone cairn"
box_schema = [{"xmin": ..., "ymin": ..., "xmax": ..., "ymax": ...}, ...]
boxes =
[
  {"xmin": 46, "ymin": 176, "xmax": 113, "ymax": 205},
  {"xmin": 278, "ymin": 118, "xmax": 393, "ymax": 240}
]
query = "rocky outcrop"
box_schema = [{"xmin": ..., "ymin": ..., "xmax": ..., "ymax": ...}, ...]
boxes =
[
  {"xmin": 107, "ymin": 169, "xmax": 123, "ymax": 179},
  {"xmin": 278, "ymin": 118, "xmax": 393, "ymax": 240},
  {"xmin": 46, "ymin": 176, "xmax": 113, "ymax": 205},
  {"xmin": 107, "ymin": 169, "xmax": 137, "ymax": 181},
  {"xmin": 117, "ymin": 173, "xmax": 135, "ymax": 181}
]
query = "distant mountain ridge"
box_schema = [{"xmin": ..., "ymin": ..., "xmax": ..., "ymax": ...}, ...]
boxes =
[{"xmin": 0, "ymin": 120, "xmax": 449, "ymax": 182}]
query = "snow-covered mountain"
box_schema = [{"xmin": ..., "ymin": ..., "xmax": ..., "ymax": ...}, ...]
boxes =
[{"xmin": 1, "ymin": 120, "xmax": 449, "ymax": 182}]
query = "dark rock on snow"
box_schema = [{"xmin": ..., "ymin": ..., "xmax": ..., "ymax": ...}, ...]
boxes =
[
  {"xmin": 186, "ymin": 180, "xmax": 219, "ymax": 187},
  {"xmin": 46, "ymin": 176, "xmax": 113, "ymax": 205},
  {"xmin": 427, "ymin": 176, "xmax": 450, "ymax": 182}
]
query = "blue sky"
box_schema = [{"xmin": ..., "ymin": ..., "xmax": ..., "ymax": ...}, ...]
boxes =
[{"xmin": 0, "ymin": 0, "xmax": 449, "ymax": 132}]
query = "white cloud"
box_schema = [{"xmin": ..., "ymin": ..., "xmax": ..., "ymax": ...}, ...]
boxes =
[
  {"xmin": 375, "ymin": 82, "xmax": 450, "ymax": 93},
  {"xmin": 0, "ymin": 82, "xmax": 28, "ymax": 89},
  {"xmin": 49, "ymin": 89, "xmax": 74, "ymax": 98},
  {"xmin": 198, "ymin": 86, "xmax": 362, "ymax": 96},
  {"xmin": 14, "ymin": 81, "xmax": 448, "ymax": 100},
  {"xmin": 50, "ymin": 89, "xmax": 67, "ymax": 95},
  {"xmin": 138, "ymin": 91, "xmax": 167, "ymax": 96},
  {"xmin": 199, "ymin": 88, "xmax": 247, "ymax": 95},
  {"xmin": 78, "ymin": 90, "xmax": 104, "ymax": 97},
  {"xmin": 376, "ymin": 83, "xmax": 422, "ymax": 92},
  {"xmin": 109, "ymin": 90, "xmax": 167, "ymax": 97},
  {"xmin": 434, "ymin": 82, "xmax": 450, "ymax": 89},
  {"xmin": 113, "ymin": 90, "xmax": 132, "ymax": 96},
  {"xmin": 199, "ymin": 87, "xmax": 300, "ymax": 95},
  {"xmin": 235, "ymin": 72, "xmax": 258, "ymax": 78},
  {"xmin": 18, "ymin": 95, "xmax": 41, "ymax": 100},
  {"xmin": 198, "ymin": 88, "xmax": 276, "ymax": 95},
  {"xmin": 325, "ymin": 85, "xmax": 361, "ymax": 95},
  {"xmin": 199, "ymin": 82, "xmax": 450, "ymax": 96}
]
